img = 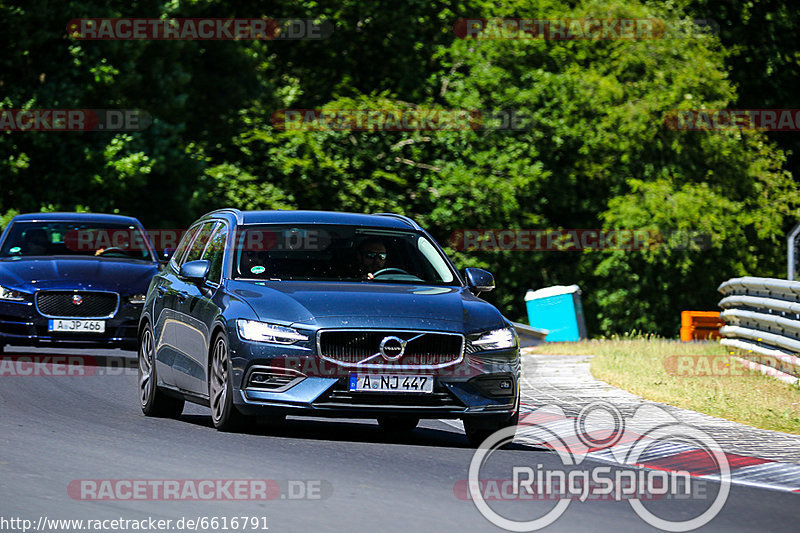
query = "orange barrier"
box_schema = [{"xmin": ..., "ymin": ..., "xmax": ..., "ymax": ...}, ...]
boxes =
[{"xmin": 680, "ymin": 311, "xmax": 723, "ymax": 341}]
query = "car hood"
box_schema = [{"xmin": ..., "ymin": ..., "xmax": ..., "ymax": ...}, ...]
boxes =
[
  {"xmin": 0, "ymin": 256, "xmax": 158, "ymax": 294},
  {"xmin": 225, "ymin": 280, "xmax": 507, "ymax": 332}
]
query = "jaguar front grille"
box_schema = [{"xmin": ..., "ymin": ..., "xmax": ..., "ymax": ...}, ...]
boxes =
[{"xmin": 36, "ymin": 291, "xmax": 119, "ymax": 318}]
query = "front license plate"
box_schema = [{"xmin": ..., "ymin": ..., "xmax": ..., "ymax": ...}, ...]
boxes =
[
  {"xmin": 48, "ymin": 319, "xmax": 106, "ymax": 333},
  {"xmin": 349, "ymin": 374, "xmax": 433, "ymax": 393}
]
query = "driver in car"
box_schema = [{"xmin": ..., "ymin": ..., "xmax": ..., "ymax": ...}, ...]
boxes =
[
  {"xmin": 23, "ymin": 229, "xmax": 50, "ymax": 256},
  {"xmin": 356, "ymin": 238, "xmax": 387, "ymax": 280}
]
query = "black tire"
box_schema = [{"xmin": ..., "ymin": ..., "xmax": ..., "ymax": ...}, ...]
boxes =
[
  {"xmin": 138, "ymin": 323, "xmax": 184, "ymax": 418},
  {"xmin": 209, "ymin": 331, "xmax": 250, "ymax": 431},
  {"xmin": 377, "ymin": 416, "xmax": 419, "ymax": 434}
]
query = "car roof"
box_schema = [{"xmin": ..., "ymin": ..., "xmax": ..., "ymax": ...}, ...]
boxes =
[
  {"xmin": 10, "ymin": 212, "xmax": 143, "ymax": 225},
  {"xmin": 205, "ymin": 209, "xmax": 422, "ymax": 230}
]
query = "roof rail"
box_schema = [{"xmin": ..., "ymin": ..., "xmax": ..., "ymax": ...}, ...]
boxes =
[
  {"xmin": 203, "ymin": 208, "xmax": 243, "ymax": 224},
  {"xmin": 375, "ymin": 213, "xmax": 422, "ymax": 230}
]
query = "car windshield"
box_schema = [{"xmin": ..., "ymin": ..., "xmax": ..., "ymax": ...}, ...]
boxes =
[
  {"xmin": 232, "ymin": 225, "xmax": 457, "ymax": 285},
  {"xmin": 0, "ymin": 221, "xmax": 155, "ymax": 261}
]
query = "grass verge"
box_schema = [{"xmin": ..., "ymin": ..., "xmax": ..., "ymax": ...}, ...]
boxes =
[{"xmin": 532, "ymin": 335, "xmax": 800, "ymax": 434}]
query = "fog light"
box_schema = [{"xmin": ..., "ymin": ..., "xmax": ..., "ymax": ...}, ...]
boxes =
[
  {"xmin": 248, "ymin": 371, "xmax": 302, "ymax": 390},
  {"xmin": 469, "ymin": 375, "xmax": 516, "ymax": 397}
]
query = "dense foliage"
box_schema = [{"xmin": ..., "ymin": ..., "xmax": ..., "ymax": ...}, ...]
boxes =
[{"xmin": 1, "ymin": 0, "xmax": 798, "ymax": 335}]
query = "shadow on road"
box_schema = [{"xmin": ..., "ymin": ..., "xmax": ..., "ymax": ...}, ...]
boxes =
[
  {"xmin": 176, "ymin": 412, "xmax": 538, "ymax": 452},
  {"xmin": 1, "ymin": 346, "xmax": 541, "ymax": 453}
]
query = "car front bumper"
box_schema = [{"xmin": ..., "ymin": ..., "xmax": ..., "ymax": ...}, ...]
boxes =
[
  {"xmin": 0, "ymin": 300, "xmax": 141, "ymax": 349},
  {"xmin": 229, "ymin": 338, "xmax": 520, "ymax": 420}
]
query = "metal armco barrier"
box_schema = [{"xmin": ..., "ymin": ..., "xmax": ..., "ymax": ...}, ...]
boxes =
[
  {"xmin": 512, "ymin": 322, "xmax": 548, "ymax": 348},
  {"xmin": 718, "ymin": 277, "xmax": 800, "ymax": 382}
]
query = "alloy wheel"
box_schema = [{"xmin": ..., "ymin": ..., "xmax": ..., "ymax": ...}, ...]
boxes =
[
  {"xmin": 210, "ymin": 336, "xmax": 228, "ymax": 424},
  {"xmin": 138, "ymin": 328, "xmax": 154, "ymax": 407}
]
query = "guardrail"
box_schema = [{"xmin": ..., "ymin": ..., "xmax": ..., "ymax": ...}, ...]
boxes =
[
  {"xmin": 717, "ymin": 277, "xmax": 800, "ymax": 383},
  {"xmin": 512, "ymin": 322, "xmax": 548, "ymax": 347}
]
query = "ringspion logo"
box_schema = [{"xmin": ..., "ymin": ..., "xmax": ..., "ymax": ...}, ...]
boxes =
[{"xmin": 467, "ymin": 402, "xmax": 730, "ymax": 531}]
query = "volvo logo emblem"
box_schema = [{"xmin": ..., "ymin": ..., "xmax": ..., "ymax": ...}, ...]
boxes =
[
  {"xmin": 72, "ymin": 295, "xmax": 83, "ymax": 306},
  {"xmin": 379, "ymin": 336, "xmax": 407, "ymax": 361}
]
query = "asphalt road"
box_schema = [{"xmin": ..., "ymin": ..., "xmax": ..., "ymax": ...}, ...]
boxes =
[{"xmin": 0, "ymin": 346, "xmax": 796, "ymax": 532}]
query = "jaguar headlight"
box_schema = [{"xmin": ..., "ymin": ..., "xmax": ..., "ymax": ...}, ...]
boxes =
[
  {"xmin": 470, "ymin": 327, "xmax": 516, "ymax": 351},
  {"xmin": 237, "ymin": 319, "xmax": 309, "ymax": 345},
  {"xmin": 0, "ymin": 285, "xmax": 25, "ymax": 301}
]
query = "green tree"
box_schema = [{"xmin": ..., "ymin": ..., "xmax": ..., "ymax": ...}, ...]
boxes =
[
  {"xmin": 681, "ymin": 0, "xmax": 800, "ymax": 185},
  {"xmin": 2, "ymin": 0, "xmax": 797, "ymax": 336}
]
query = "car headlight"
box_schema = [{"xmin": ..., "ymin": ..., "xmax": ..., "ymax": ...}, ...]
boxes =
[
  {"xmin": 0, "ymin": 285, "xmax": 25, "ymax": 301},
  {"xmin": 237, "ymin": 319, "xmax": 309, "ymax": 345},
  {"xmin": 469, "ymin": 327, "xmax": 517, "ymax": 351},
  {"xmin": 128, "ymin": 294, "xmax": 147, "ymax": 304}
]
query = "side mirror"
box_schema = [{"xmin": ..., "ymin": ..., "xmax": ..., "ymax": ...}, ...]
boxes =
[
  {"xmin": 464, "ymin": 267, "xmax": 495, "ymax": 294},
  {"xmin": 179, "ymin": 260, "xmax": 210, "ymax": 285}
]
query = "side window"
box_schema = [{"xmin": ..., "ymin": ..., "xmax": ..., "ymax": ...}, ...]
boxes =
[
  {"xmin": 183, "ymin": 222, "xmax": 218, "ymax": 264},
  {"xmin": 202, "ymin": 224, "xmax": 228, "ymax": 283},
  {"xmin": 170, "ymin": 224, "xmax": 201, "ymax": 269}
]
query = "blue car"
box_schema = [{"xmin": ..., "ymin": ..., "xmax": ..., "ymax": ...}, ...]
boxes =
[
  {"xmin": 138, "ymin": 209, "xmax": 520, "ymax": 445},
  {"xmin": 0, "ymin": 213, "xmax": 160, "ymax": 351}
]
